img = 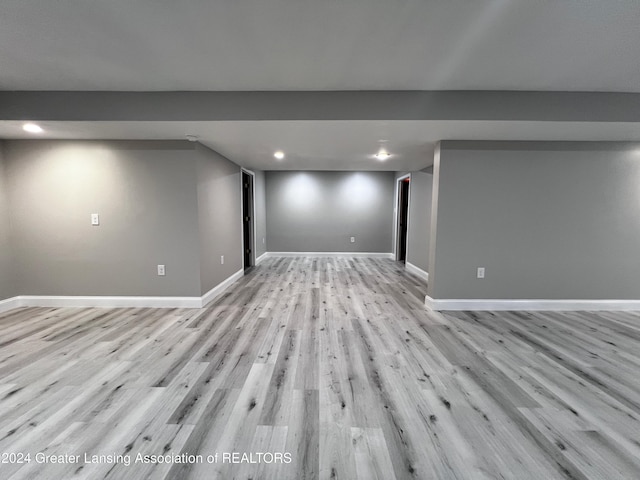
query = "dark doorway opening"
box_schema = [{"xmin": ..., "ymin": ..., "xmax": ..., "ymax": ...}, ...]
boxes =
[
  {"xmin": 397, "ymin": 177, "xmax": 410, "ymax": 263},
  {"xmin": 242, "ymin": 170, "xmax": 254, "ymax": 271}
]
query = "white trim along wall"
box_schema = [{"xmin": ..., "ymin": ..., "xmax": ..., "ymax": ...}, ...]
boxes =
[
  {"xmin": 264, "ymin": 252, "xmax": 394, "ymax": 259},
  {"xmin": 0, "ymin": 269, "xmax": 244, "ymax": 314},
  {"xmin": 405, "ymin": 262, "xmax": 429, "ymax": 282},
  {"xmin": 5, "ymin": 256, "xmax": 640, "ymax": 314},
  {"xmin": 425, "ymin": 296, "xmax": 640, "ymax": 311}
]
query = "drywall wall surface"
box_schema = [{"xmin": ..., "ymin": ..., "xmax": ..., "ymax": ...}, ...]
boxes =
[
  {"xmin": 430, "ymin": 141, "xmax": 640, "ymax": 300},
  {"xmin": 266, "ymin": 171, "xmax": 394, "ymax": 252},
  {"xmin": 406, "ymin": 170, "xmax": 432, "ymax": 272},
  {"xmin": 5, "ymin": 140, "xmax": 201, "ymax": 297},
  {"xmin": 0, "ymin": 143, "xmax": 14, "ymax": 300},
  {"xmin": 254, "ymin": 169, "xmax": 267, "ymax": 258},
  {"xmin": 195, "ymin": 143, "xmax": 242, "ymax": 294}
]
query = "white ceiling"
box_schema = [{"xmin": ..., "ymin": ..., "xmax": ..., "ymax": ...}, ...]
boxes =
[
  {"xmin": 1, "ymin": 0, "xmax": 639, "ymax": 92},
  {"xmin": 2, "ymin": 120, "xmax": 640, "ymax": 171}
]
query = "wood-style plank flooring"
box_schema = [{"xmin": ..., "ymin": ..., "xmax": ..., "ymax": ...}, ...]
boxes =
[{"xmin": 1, "ymin": 256, "xmax": 640, "ymax": 479}]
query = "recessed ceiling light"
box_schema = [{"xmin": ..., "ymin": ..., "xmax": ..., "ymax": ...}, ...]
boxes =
[
  {"xmin": 23, "ymin": 123, "xmax": 43, "ymax": 134},
  {"xmin": 274, "ymin": 151, "xmax": 285, "ymax": 160},
  {"xmin": 375, "ymin": 150, "xmax": 390, "ymax": 161}
]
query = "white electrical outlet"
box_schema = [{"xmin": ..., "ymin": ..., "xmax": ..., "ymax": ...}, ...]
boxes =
[
  {"xmin": 350, "ymin": 236, "xmax": 355, "ymax": 243},
  {"xmin": 477, "ymin": 267, "xmax": 485, "ymax": 279},
  {"xmin": 91, "ymin": 213, "xmax": 100, "ymax": 226},
  {"xmin": 221, "ymin": 255, "xmax": 225, "ymax": 265},
  {"xmin": 157, "ymin": 265, "xmax": 165, "ymax": 276}
]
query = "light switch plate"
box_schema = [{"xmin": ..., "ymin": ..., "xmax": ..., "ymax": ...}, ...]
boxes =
[
  {"xmin": 477, "ymin": 267, "xmax": 485, "ymax": 279},
  {"xmin": 157, "ymin": 265, "xmax": 166, "ymax": 276},
  {"xmin": 91, "ymin": 213, "xmax": 100, "ymax": 226}
]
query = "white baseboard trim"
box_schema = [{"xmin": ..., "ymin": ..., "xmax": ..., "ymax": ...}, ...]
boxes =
[
  {"xmin": 266, "ymin": 252, "xmax": 394, "ymax": 259},
  {"xmin": 17, "ymin": 295, "xmax": 203, "ymax": 309},
  {"xmin": 405, "ymin": 262, "xmax": 429, "ymax": 282},
  {"xmin": 0, "ymin": 296, "xmax": 21, "ymax": 315},
  {"xmin": 201, "ymin": 269, "xmax": 244, "ymax": 308},
  {"xmin": 425, "ymin": 296, "xmax": 640, "ymax": 311},
  {"xmin": 255, "ymin": 252, "xmax": 268, "ymax": 265},
  {"xmin": 0, "ymin": 269, "xmax": 245, "ymax": 313}
]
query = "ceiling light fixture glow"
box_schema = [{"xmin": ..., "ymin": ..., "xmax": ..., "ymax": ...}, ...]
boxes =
[
  {"xmin": 23, "ymin": 123, "xmax": 43, "ymax": 134},
  {"xmin": 375, "ymin": 150, "xmax": 390, "ymax": 161},
  {"xmin": 274, "ymin": 151, "xmax": 285, "ymax": 160}
]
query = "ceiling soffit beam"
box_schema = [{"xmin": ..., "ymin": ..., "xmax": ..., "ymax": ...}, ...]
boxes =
[{"xmin": 1, "ymin": 91, "xmax": 640, "ymax": 123}]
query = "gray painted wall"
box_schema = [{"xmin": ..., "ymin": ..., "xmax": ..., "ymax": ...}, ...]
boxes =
[
  {"xmin": 266, "ymin": 171, "xmax": 394, "ymax": 253},
  {"xmin": 430, "ymin": 141, "xmax": 640, "ymax": 300},
  {"xmin": 5, "ymin": 140, "xmax": 202, "ymax": 297},
  {"xmin": 195, "ymin": 143, "xmax": 242, "ymax": 295},
  {"xmin": 406, "ymin": 170, "xmax": 432, "ymax": 272},
  {"xmin": 4, "ymin": 91, "xmax": 640, "ymax": 123},
  {"xmin": 0, "ymin": 143, "xmax": 14, "ymax": 300},
  {"xmin": 254, "ymin": 169, "xmax": 267, "ymax": 259}
]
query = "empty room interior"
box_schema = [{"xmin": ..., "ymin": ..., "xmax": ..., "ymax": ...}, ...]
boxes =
[{"xmin": 2, "ymin": 2, "xmax": 640, "ymax": 479}]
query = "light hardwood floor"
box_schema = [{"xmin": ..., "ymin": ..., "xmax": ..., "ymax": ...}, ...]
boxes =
[{"xmin": 1, "ymin": 256, "xmax": 640, "ymax": 479}]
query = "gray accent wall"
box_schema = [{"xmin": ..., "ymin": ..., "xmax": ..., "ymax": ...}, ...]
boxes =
[
  {"xmin": 5, "ymin": 140, "xmax": 202, "ymax": 297},
  {"xmin": 254, "ymin": 169, "xmax": 267, "ymax": 259},
  {"xmin": 195, "ymin": 143, "xmax": 242, "ymax": 295},
  {"xmin": 266, "ymin": 171, "xmax": 394, "ymax": 253},
  {"xmin": 406, "ymin": 170, "xmax": 433, "ymax": 272},
  {"xmin": 0, "ymin": 142, "xmax": 14, "ymax": 300},
  {"xmin": 430, "ymin": 141, "xmax": 640, "ymax": 300}
]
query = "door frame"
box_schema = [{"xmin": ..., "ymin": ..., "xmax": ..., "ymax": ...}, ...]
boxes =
[
  {"xmin": 240, "ymin": 168, "xmax": 257, "ymax": 270},
  {"xmin": 393, "ymin": 173, "xmax": 411, "ymax": 261}
]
